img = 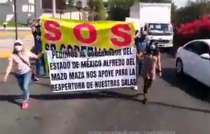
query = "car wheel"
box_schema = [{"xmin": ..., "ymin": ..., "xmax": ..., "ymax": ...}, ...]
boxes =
[{"xmin": 176, "ymin": 59, "xmax": 184, "ymax": 76}]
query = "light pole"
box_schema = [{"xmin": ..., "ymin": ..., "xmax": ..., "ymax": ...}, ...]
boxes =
[
  {"xmin": 14, "ymin": 0, "xmax": 18, "ymax": 40},
  {"xmin": 52, "ymin": 0, "xmax": 56, "ymax": 17},
  {"xmin": 34, "ymin": 0, "xmax": 37, "ymax": 18}
]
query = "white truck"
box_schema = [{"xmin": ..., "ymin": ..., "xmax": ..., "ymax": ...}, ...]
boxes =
[{"xmin": 127, "ymin": 2, "xmax": 173, "ymax": 48}]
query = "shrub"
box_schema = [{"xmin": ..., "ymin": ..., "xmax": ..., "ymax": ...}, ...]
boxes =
[{"xmin": 175, "ymin": 16, "xmax": 210, "ymax": 47}]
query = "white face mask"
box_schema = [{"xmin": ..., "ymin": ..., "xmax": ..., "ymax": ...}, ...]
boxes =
[{"xmin": 15, "ymin": 45, "xmax": 23, "ymax": 52}]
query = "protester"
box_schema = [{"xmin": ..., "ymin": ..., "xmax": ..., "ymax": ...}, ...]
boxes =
[
  {"xmin": 132, "ymin": 28, "xmax": 149, "ymax": 91},
  {"xmin": 137, "ymin": 28, "xmax": 149, "ymax": 75},
  {"xmin": 133, "ymin": 30, "xmax": 140, "ymax": 90},
  {"xmin": 135, "ymin": 30, "xmax": 139, "ymax": 45},
  {"xmin": 3, "ymin": 40, "xmax": 43, "ymax": 109},
  {"xmin": 31, "ymin": 19, "xmax": 45, "ymax": 77},
  {"xmin": 141, "ymin": 41, "xmax": 162, "ymax": 104}
]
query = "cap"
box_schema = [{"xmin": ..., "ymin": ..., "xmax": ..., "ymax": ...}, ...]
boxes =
[{"xmin": 14, "ymin": 40, "xmax": 23, "ymax": 45}]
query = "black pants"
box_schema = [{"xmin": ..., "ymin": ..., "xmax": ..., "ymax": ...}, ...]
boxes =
[{"xmin": 143, "ymin": 78, "xmax": 153, "ymax": 94}]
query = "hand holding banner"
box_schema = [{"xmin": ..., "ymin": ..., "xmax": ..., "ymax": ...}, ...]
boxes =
[{"xmin": 41, "ymin": 16, "xmax": 137, "ymax": 92}]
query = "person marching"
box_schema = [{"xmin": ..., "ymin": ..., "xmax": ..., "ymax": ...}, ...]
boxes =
[
  {"xmin": 136, "ymin": 28, "xmax": 149, "ymax": 75},
  {"xmin": 3, "ymin": 40, "xmax": 43, "ymax": 109},
  {"xmin": 134, "ymin": 30, "xmax": 140, "ymax": 90},
  {"xmin": 133, "ymin": 28, "xmax": 150, "ymax": 91},
  {"xmin": 141, "ymin": 41, "xmax": 162, "ymax": 104},
  {"xmin": 31, "ymin": 19, "xmax": 46, "ymax": 78}
]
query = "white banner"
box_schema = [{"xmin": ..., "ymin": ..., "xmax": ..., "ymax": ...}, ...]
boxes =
[{"xmin": 47, "ymin": 48, "xmax": 137, "ymax": 92}]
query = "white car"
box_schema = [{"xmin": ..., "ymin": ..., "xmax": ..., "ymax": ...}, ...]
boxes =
[{"xmin": 176, "ymin": 39, "xmax": 210, "ymax": 87}]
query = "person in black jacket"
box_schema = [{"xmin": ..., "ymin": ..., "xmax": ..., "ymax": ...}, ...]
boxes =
[{"xmin": 31, "ymin": 19, "xmax": 46, "ymax": 78}]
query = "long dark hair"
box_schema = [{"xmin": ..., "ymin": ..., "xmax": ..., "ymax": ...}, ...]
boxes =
[{"xmin": 146, "ymin": 40, "xmax": 159, "ymax": 56}]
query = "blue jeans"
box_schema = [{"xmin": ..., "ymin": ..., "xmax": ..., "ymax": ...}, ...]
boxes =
[
  {"xmin": 36, "ymin": 57, "xmax": 45, "ymax": 76},
  {"xmin": 136, "ymin": 59, "xmax": 143, "ymax": 77},
  {"xmin": 34, "ymin": 39, "xmax": 45, "ymax": 76},
  {"xmin": 15, "ymin": 71, "xmax": 32, "ymax": 101}
]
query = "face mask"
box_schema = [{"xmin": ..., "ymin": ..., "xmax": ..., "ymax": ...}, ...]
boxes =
[{"xmin": 15, "ymin": 45, "xmax": 23, "ymax": 52}]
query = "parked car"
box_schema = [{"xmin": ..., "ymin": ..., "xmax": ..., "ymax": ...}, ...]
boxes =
[{"xmin": 176, "ymin": 39, "xmax": 210, "ymax": 87}]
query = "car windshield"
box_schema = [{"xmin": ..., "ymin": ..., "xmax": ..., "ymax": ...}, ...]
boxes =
[{"xmin": 148, "ymin": 23, "xmax": 173, "ymax": 35}]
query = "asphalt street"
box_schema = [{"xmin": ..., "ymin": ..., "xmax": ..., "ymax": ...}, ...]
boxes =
[{"xmin": 0, "ymin": 50, "xmax": 210, "ymax": 134}]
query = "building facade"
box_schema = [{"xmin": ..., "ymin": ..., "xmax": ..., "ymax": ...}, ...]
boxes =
[
  {"xmin": 0, "ymin": 0, "xmax": 42, "ymax": 24},
  {"xmin": 0, "ymin": 0, "xmax": 90, "ymax": 24},
  {"xmin": 0, "ymin": 0, "xmax": 107, "ymax": 24}
]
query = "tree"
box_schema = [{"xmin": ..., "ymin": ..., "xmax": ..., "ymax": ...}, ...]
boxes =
[
  {"xmin": 66, "ymin": 0, "xmax": 74, "ymax": 19},
  {"xmin": 141, "ymin": 0, "xmax": 170, "ymax": 2},
  {"xmin": 108, "ymin": 0, "xmax": 136, "ymax": 20},
  {"xmin": 87, "ymin": 0, "xmax": 107, "ymax": 20},
  {"xmin": 174, "ymin": 1, "xmax": 210, "ymax": 24},
  {"xmin": 66, "ymin": 0, "xmax": 74, "ymax": 7},
  {"xmin": 95, "ymin": 0, "xmax": 107, "ymax": 20},
  {"xmin": 171, "ymin": 2, "xmax": 177, "ymax": 23}
]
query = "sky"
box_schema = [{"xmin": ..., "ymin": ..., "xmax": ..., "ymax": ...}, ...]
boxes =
[
  {"xmin": 0, "ymin": 0, "xmax": 7, "ymax": 3},
  {"xmin": 174, "ymin": 0, "xmax": 196, "ymax": 8}
]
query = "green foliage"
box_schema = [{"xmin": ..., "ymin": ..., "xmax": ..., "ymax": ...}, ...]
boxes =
[
  {"xmin": 0, "ymin": 21, "xmax": 25, "ymax": 27},
  {"xmin": 174, "ymin": 1, "xmax": 210, "ymax": 24},
  {"xmin": 95, "ymin": 0, "xmax": 107, "ymax": 20},
  {"xmin": 108, "ymin": 0, "xmax": 136, "ymax": 21},
  {"xmin": 66, "ymin": 0, "xmax": 74, "ymax": 8},
  {"xmin": 87, "ymin": 0, "xmax": 107, "ymax": 20},
  {"xmin": 141, "ymin": 0, "xmax": 171, "ymax": 2}
]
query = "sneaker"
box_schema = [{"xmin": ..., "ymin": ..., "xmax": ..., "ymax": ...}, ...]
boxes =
[
  {"xmin": 32, "ymin": 76, "xmax": 39, "ymax": 81},
  {"xmin": 143, "ymin": 88, "xmax": 148, "ymax": 94},
  {"xmin": 142, "ymin": 98, "xmax": 148, "ymax": 104},
  {"xmin": 133, "ymin": 86, "xmax": 138, "ymax": 91},
  {"xmin": 21, "ymin": 101, "xmax": 29, "ymax": 109}
]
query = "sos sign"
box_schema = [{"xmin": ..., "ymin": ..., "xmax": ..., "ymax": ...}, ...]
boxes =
[{"xmin": 43, "ymin": 20, "xmax": 133, "ymax": 48}]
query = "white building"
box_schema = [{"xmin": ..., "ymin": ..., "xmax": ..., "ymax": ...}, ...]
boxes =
[
  {"xmin": 0, "ymin": 0, "xmax": 107, "ymax": 24},
  {"xmin": 0, "ymin": 0, "xmax": 42, "ymax": 24}
]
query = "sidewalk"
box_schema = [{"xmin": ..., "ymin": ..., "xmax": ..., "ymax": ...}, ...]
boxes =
[
  {"xmin": 0, "ymin": 27, "xmax": 31, "ymax": 31},
  {"xmin": 0, "ymin": 32, "xmax": 33, "ymax": 58}
]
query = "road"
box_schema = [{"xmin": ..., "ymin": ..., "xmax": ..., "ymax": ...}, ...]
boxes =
[{"xmin": 0, "ymin": 35, "xmax": 210, "ymax": 134}]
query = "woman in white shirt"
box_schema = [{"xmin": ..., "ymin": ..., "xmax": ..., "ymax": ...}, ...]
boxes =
[{"xmin": 3, "ymin": 40, "xmax": 43, "ymax": 109}]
